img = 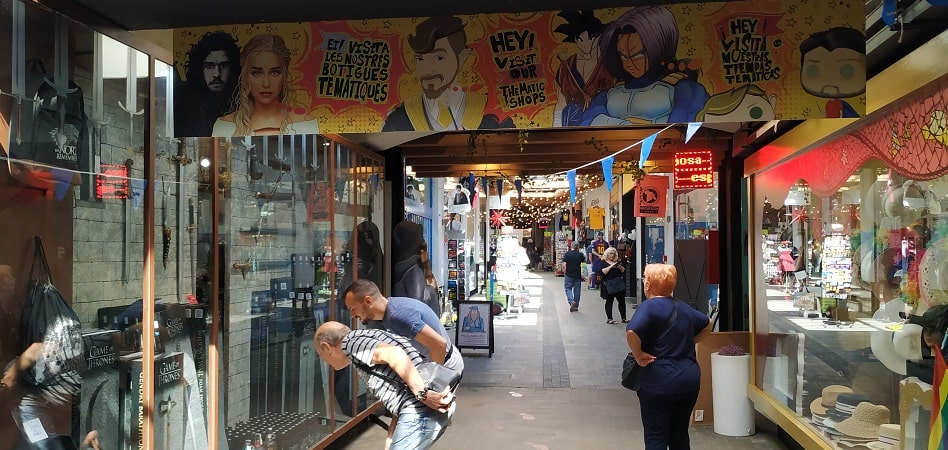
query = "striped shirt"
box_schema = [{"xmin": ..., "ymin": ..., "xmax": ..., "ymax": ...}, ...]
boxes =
[{"xmin": 343, "ymin": 328, "xmax": 426, "ymax": 414}]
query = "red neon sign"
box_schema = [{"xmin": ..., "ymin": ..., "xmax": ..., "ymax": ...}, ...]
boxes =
[
  {"xmin": 96, "ymin": 163, "xmax": 129, "ymax": 199},
  {"xmin": 673, "ymin": 150, "xmax": 714, "ymax": 189}
]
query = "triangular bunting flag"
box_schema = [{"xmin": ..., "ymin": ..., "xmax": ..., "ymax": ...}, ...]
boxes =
[
  {"xmin": 567, "ymin": 169, "xmax": 576, "ymax": 204},
  {"xmin": 639, "ymin": 133, "xmax": 657, "ymax": 168},
  {"xmin": 51, "ymin": 168, "xmax": 73, "ymax": 201},
  {"xmin": 470, "ymin": 183, "xmax": 479, "ymax": 208},
  {"xmin": 370, "ymin": 174, "xmax": 379, "ymax": 191},
  {"xmin": 514, "ymin": 179, "xmax": 522, "ymax": 203},
  {"xmin": 130, "ymin": 178, "xmax": 146, "ymax": 210},
  {"xmin": 496, "ymin": 179, "xmax": 504, "ymax": 200},
  {"xmin": 685, "ymin": 122, "xmax": 702, "ymax": 144},
  {"xmin": 601, "ymin": 156, "xmax": 614, "ymax": 192}
]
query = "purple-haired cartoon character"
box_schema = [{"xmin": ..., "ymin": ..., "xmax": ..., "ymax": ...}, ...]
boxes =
[{"xmin": 581, "ymin": 6, "xmax": 708, "ymax": 125}]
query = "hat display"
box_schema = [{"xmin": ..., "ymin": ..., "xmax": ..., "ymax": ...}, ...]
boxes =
[
  {"xmin": 847, "ymin": 423, "xmax": 900, "ymax": 450},
  {"xmin": 835, "ymin": 402, "xmax": 891, "ymax": 439},
  {"xmin": 810, "ymin": 385, "xmax": 853, "ymax": 416},
  {"xmin": 907, "ymin": 304, "xmax": 948, "ymax": 331},
  {"xmin": 878, "ymin": 423, "xmax": 899, "ymax": 444},
  {"xmin": 828, "ymin": 392, "xmax": 869, "ymax": 422}
]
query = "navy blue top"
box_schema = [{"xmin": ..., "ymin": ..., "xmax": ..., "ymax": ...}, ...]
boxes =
[
  {"xmin": 626, "ymin": 297, "xmax": 710, "ymax": 394},
  {"xmin": 562, "ymin": 250, "xmax": 585, "ymax": 278}
]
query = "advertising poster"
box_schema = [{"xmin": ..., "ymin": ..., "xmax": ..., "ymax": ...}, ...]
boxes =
[
  {"xmin": 172, "ymin": 0, "xmax": 865, "ymax": 137},
  {"xmin": 456, "ymin": 301, "xmax": 493, "ymax": 350},
  {"xmin": 634, "ymin": 175, "xmax": 669, "ymax": 218}
]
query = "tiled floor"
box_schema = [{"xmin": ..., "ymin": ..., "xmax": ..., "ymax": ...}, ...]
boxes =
[{"xmin": 328, "ymin": 271, "xmax": 791, "ymax": 449}]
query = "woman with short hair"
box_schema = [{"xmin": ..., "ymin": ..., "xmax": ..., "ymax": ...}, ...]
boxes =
[{"xmin": 626, "ymin": 263, "xmax": 713, "ymax": 449}]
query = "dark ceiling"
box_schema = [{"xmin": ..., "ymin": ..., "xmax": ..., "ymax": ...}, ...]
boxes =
[
  {"xmin": 379, "ymin": 125, "xmax": 737, "ymax": 179},
  {"xmin": 62, "ymin": 0, "xmax": 700, "ymax": 30}
]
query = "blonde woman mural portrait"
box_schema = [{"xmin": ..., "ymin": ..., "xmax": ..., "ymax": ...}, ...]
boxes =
[{"xmin": 212, "ymin": 34, "xmax": 319, "ymax": 136}]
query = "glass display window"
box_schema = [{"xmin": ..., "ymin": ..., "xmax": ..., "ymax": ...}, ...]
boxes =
[{"xmin": 753, "ymin": 160, "xmax": 948, "ymax": 447}]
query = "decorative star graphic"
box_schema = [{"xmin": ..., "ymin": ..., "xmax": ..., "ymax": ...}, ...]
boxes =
[{"xmin": 490, "ymin": 210, "xmax": 506, "ymax": 228}]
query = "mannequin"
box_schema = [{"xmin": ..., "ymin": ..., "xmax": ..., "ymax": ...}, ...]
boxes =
[{"xmin": 392, "ymin": 221, "xmax": 441, "ymax": 316}]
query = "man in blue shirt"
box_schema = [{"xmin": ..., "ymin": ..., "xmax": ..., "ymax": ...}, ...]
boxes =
[{"xmin": 343, "ymin": 279, "xmax": 464, "ymax": 374}]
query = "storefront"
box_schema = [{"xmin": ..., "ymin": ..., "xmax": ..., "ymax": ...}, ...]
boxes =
[
  {"xmin": 0, "ymin": 3, "xmax": 388, "ymax": 449},
  {"xmin": 745, "ymin": 34, "xmax": 948, "ymax": 449}
]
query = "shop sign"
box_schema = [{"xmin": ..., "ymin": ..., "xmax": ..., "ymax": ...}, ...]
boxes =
[
  {"xmin": 634, "ymin": 175, "xmax": 668, "ymax": 218},
  {"xmin": 96, "ymin": 163, "xmax": 129, "ymax": 199},
  {"xmin": 674, "ymin": 150, "xmax": 714, "ymax": 189}
]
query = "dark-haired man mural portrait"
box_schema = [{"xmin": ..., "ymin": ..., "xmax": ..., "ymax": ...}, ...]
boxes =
[
  {"xmin": 382, "ymin": 16, "xmax": 515, "ymax": 131},
  {"xmin": 798, "ymin": 27, "xmax": 867, "ymax": 118},
  {"xmin": 175, "ymin": 31, "xmax": 241, "ymax": 137}
]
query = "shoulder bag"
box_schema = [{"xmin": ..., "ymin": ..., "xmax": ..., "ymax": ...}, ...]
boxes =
[
  {"xmin": 351, "ymin": 358, "xmax": 461, "ymax": 394},
  {"xmin": 603, "ymin": 274, "xmax": 625, "ymax": 295},
  {"xmin": 621, "ymin": 300, "xmax": 678, "ymax": 390}
]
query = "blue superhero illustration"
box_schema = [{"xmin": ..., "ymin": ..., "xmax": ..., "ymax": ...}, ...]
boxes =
[
  {"xmin": 799, "ymin": 27, "xmax": 866, "ymax": 118},
  {"xmin": 580, "ymin": 6, "xmax": 708, "ymax": 126}
]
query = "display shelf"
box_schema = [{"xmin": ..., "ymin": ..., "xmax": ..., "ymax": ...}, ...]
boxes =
[
  {"xmin": 821, "ymin": 234, "xmax": 852, "ymax": 299},
  {"xmin": 445, "ymin": 239, "xmax": 466, "ymax": 306}
]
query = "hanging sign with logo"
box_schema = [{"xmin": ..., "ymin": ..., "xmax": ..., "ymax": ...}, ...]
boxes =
[
  {"xmin": 673, "ymin": 150, "xmax": 714, "ymax": 189},
  {"xmin": 634, "ymin": 175, "xmax": 669, "ymax": 218}
]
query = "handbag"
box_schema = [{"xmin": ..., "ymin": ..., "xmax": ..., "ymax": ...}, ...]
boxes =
[
  {"xmin": 620, "ymin": 353, "xmax": 640, "ymax": 390},
  {"xmin": 620, "ymin": 300, "xmax": 678, "ymax": 391},
  {"xmin": 416, "ymin": 361, "xmax": 462, "ymax": 392},
  {"xmin": 603, "ymin": 276, "xmax": 625, "ymax": 295},
  {"xmin": 19, "ymin": 236, "xmax": 83, "ymax": 406},
  {"xmin": 352, "ymin": 358, "xmax": 461, "ymax": 394}
]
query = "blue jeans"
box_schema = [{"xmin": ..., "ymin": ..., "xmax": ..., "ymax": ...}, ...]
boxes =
[
  {"xmin": 390, "ymin": 405, "xmax": 454, "ymax": 449},
  {"xmin": 564, "ymin": 276, "xmax": 582, "ymax": 305},
  {"xmin": 636, "ymin": 390, "xmax": 700, "ymax": 450}
]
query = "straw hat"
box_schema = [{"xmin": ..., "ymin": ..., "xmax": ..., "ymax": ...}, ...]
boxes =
[
  {"xmin": 828, "ymin": 392, "xmax": 869, "ymax": 422},
  {"xmin": 835, "ymin": 402, "xmax": 890, "ymax": 439},
  {"xmin": 810, "ymin": 385, "xmax": 852, "ymax": 416},
  {"xmin": 857, "ymin": 423, "xmax": 901, "ymax": 449}
]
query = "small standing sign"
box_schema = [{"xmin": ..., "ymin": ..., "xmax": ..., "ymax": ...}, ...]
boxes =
[{"xmin": 456, "ymin": 300, "xmax": 494, "ymax": 357}]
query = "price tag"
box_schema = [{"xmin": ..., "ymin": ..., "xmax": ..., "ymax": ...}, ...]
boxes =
[{"xmin": 22, "ymin": 418, "xmax": 49, "ymax": 443}]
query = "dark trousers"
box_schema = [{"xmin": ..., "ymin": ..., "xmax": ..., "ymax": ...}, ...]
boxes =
[
  {"xmin": 636, "ymin": 390, "xmax": 700, "ymax": 450},
  {"xmin": 603, "ymin": 291, "xmax": 627, "ymax": 321}
]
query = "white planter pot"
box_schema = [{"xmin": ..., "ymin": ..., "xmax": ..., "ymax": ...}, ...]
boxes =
[{"xmin": 710, "ymin": 352, "xmax": 755, "ymax": 436}]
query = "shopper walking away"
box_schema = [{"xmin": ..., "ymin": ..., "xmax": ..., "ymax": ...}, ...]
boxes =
[
  {"xmin": 562, "ymin": 242, "xmax": 586, "ymax": 312},
  {"xmin": 598, "ymin": 247, "xmax": 628, "ymax": 324},
  {"xmin": 626, "ymin": 263, "xmax": 713, "ymax": 450}
]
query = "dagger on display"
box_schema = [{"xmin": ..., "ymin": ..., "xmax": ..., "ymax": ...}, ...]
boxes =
[{"xmin": 162, "ymin": 180, "xmax": 171, "ymax": 269}]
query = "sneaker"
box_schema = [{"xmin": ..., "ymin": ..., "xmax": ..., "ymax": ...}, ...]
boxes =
[
  {"xmin": 621, "ymin": 319, "xmax": 629, "ymax": 323},
  {"xmin": 569, "ymin": 302, "xmax": 578, "ymax": 312},
  {"xmin": 606, "ymin": 319, "xmax": 617, "ymax": 324}
]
